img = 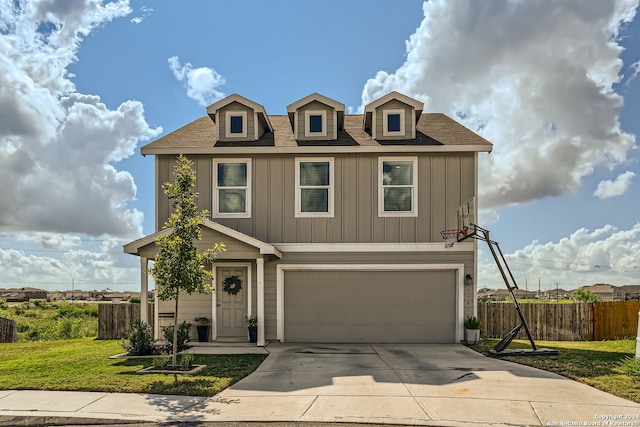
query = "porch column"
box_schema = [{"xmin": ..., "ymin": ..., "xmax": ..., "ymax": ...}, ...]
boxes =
[
  {"xmin": 140, "ymin": 257, "xmax": 148, "ymax": 324},
  {"xmin": 256, "ymin": 257, "xmax": 265, "ymax": 346}
]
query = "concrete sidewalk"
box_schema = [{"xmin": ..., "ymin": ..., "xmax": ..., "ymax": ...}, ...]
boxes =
[{"xmin": 1, "ymin": 344, "xmax": 640, "ymax": 426}]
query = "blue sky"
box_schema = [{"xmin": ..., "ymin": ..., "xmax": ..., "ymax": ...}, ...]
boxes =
[{"xmin": 1, "ymin": 0, "xmax": 639, "ymax": 292}]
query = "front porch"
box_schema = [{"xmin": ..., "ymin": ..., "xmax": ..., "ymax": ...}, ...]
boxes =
[{"xmin": 124, "ymin": 219, "xmax": 281, "ymax": 347}]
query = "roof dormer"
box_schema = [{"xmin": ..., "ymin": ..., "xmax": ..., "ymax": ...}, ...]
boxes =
[
  {"xmin": 363, "ymin": 91, "xmax": 424, "ymax": 140},
  {"xmin": 207, "ymin": 94, "xmax": 273, "ymax": 143},
  {"xmin": 286, "ymin": 93, "xmax": 345, "ymax": 141}
]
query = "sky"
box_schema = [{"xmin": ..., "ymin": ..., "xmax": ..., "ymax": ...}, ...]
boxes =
[{"xmin": 0, "ymin": 0, "xmax": 639, "ymax": 293}]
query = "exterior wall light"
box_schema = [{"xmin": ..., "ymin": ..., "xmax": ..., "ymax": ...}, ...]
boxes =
[{"xmin": 465, "ymin": 274, "xmax": 473, "ymax": 286}]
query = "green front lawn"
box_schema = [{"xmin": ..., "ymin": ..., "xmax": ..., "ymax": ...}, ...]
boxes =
[
  {"xmin": 0, "ymin": 338, "xmax": 266, "ymax": 396},
  {"xmin": 469, "ymin": 339, "xmax": 640, "ymax": 403}
]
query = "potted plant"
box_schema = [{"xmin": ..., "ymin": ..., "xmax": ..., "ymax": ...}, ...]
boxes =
[
  {"xmin": 464, "ymin": 315, "xmax": 482, "ymax": 345},
  {"xmin": 194, "ymin": 316, "xmax": 210, "ymax": 342},
  {"xmin": 246, "ymin": 315, "xmax": 257, "ymax": 343}
]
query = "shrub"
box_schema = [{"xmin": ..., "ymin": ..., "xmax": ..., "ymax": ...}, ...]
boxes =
[
  {"xmin": 464, "ymin": 315, "xmax": 482, "ymax": 329},
  {"xmin": 56, "ymin": 304, "xmax": 98, "ymax": 319},
  {"xmin": 162, "ymin": 321, "xmax": 191, "ymax": 353},
  {"xmin": 0, "ymin": 299, "xmax": 7, "ymax": 310},
  {"xmin": 180, "ymin": 352, "xmax": 194, "ymax": 370},
  {"xmin": 129, "ymin": 297, "xmax": 141, "ymax": 304},
  {"xmin": 153, "ymin": 353, "xmax": 170, "ymax": 369},
  {"xmin": 120, "ymin": 320, "xmax": 154, "ymax": 356},
  {"xmin": 32, "ymin": 300, "xmax": 48, "ymax": 308}
]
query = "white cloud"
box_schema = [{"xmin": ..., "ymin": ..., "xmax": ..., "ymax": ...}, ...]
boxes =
[
  {"xmin": 0, "ymin": 0, "xmax": 161, "ymax": 291},
  {"xmin": 360, "ymin": 0, "xmax": 638, "ymax": 209},
  {"xmin": 479, "ymin": 224, "xmax": 640, "ymax": 289},
  {"xmin": 168, "ymin": 56, "xmax": 226, "ymax": 107},
  {"xmin": 131, "ymin": 5, "xmax": 152, "ymax": 24},
  {"xmin": 593, "ymin": 171, "xmax": 636, "ymax": 198},
  {"xmin": 0, "ymin": 0, "xmax": 161, "ymax": 238},
  {"xmin": 628, "ymin": 60, "xmax": 640, "ymax": 86}
]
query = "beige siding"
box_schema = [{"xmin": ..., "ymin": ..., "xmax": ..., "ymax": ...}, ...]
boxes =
[
  {"xmin": 296, "ymin": 100, "xmax": 335, "ymax": 141},
  {"xmin": 155, "ymin": 152, "xmax": 475, "ymax": 244},
  {"xmin": 157, "ymin": 290, "xmax": 212, "ymax": 341},
  {"xmin": 374, "ymin": 99, "xmax": 413, "ymax": 140},
  {"xmin": 218, "ymin": 102, "xmax": 255, "ymax": 141},
  {"xmin": 155, "ymin": 251, "xmax": 475, "ymax": 343}
]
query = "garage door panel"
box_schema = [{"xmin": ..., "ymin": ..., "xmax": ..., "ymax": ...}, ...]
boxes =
[{"xmin": 284, "ymin": 270, "xmax": 456, "ymax": 343}]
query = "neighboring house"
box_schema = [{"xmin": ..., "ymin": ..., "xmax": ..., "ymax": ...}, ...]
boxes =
[
  {"xmin": 619, "ymin": 285, "xmax": 640, "ymax": 300},
  {"xmin": 124, "ymin": 91, "xmax": 493, "ymax": 345},
  {"xmin": 580, "ymin": 284, "xmax": 616, "ymax": 301},
  {"xmin": 0, "ymin": 287, "xmax": 48, "ymax": 302}
]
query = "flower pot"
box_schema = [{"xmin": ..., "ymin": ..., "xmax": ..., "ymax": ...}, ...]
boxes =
[
  {"xmin": 248, "ymin": 326, "xmax": 257, "ymax": 343},
  {"xmin": 465, "ymin": 328, "xmax": 480, "ymax": 345},
  {"xmin": 196, "ymin": 325, "xmax": 209, "ymax": 342}
]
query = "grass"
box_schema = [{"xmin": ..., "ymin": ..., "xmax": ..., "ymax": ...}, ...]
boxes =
[
  {"xmin": 469, "ymin": 338, "xmax": 640, "ymax": 403},
  {"xmin": 0, "ymin": 301, "xmax": 98, "ymax": 341},
  {"xmin": 0, "ymin": 338, "xmax": 266, "ymax": 396}
]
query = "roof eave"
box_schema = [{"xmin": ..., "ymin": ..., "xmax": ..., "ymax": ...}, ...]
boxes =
[{"xmin": 140, "ymin": 144, "xmax": 492, "ymax": 156}]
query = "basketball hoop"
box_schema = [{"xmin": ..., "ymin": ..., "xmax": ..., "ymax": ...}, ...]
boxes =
[{"xmin": 440, "ymin": 229, "xmax": 462, "ymax": 248}]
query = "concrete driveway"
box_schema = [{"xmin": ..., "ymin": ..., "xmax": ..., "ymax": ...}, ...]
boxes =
[
  {"xmin": 200, "ymin": 343, "xmax": 640, "ymax": 426},
  {"xmin": 2, "ymin": 344, "xmax": 639, "ymax": 426}
]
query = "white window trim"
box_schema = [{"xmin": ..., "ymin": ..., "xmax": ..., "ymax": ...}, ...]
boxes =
[
  {"xmin": 295, "ymin": 157, "xmax": 334, "ymax": 218},
  {"xmin": 382, "ymin": 109, "xmax": 405, "ymax": 137},
  {"xmin": 304, "ymin": 110, "xmax": 327, "ymax": 137},
  {"xmin": 225, "ymin": 110, "xmax": 248, "ymax": 138},
  {"xmin": 213, "ymin": 158, "xmax": 251, "ymax": 218},
  {"xmin": 378, "ymin": 156, "xmax": 418, "ymax": 217}
]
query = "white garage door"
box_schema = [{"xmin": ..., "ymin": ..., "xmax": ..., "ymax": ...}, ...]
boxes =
[{"xmin": 284, "ymin": 269, "xmax": 456, "ymax": 343}]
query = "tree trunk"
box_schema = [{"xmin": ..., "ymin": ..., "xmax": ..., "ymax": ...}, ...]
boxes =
[{"xmin": 172, "ymin": 294, "xmax": 179, "ymax": 368}]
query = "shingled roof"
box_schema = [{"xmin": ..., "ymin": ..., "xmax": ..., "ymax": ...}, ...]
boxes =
[{"xmin": 141, "ymin": 113, "xmax": 493, "ymax": 155}]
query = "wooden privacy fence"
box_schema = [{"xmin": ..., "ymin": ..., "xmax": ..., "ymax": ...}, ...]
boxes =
[
  {"xmin": 0, "ymin": 317, "xmax": 17, "ymax": 343},
  {"xmin": 591, "ymin": 300, "xmax": 640, "ymax": 340},
  {"xmin": 478, "ymin": 301, "xmax": 640, "ymax": 341},
  {"xmin": 98, "ymin": 303, "xmax": 154, "ymax": 339}
]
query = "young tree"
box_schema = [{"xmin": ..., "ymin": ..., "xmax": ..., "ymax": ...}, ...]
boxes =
[
  {"xmin": 150, "ymin": 155, "xmax": 225, "ymax": 368},
  {"xmin": 572, "ymin": 288, "xmax": 600, "ymax": 302}
]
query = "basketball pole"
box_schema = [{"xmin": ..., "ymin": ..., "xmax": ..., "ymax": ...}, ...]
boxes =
[
  {"xmin": 472, "ymin": 225, "xmax": 537, "ymax": 351},
  {"xmin": 458, "ymin": 223, "xmax": 558, "ymax": 356}
]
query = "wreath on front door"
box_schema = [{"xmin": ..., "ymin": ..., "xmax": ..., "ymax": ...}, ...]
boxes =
[{"xmin": 223, "ymin": 275, "xmax": 243, "ymax": 295}]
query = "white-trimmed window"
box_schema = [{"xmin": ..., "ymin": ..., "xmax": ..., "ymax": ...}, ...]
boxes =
[
  {"xmin": 225, "ymin": 111, "xmax": 248, "ymax": 138},
  {"xmin": 304, "ymin": 110, "xmax": 327, "ymax": 137},
  {"xmin": 295, "ymin": 158, "xmax": 334, "ymax": 217},
  {"xmin": 378, "ymin": 157, "xmax": 417, "ymax": 217},
  {"xmin": 213, "ymin": 159, "xmax": 251, "ymax": 218},
  {"xmin": 382, "ymin": 109, "xmax": 405, "ymax": 137}
]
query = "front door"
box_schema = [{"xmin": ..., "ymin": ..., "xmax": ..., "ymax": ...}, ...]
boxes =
[{"xmin": 217, "ymin": 267, "xmax": 247, "ymax": 337}]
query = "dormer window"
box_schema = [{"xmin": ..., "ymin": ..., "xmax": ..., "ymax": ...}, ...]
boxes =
[
  {"xmin": 226, "ymin": 111, "xmax": 247, "ymax": 138},
  {"xmin": 363, "ymin": 91, "xmax": 423, "ymax": 140},
  {"xmin": 305, "ymin": 110, "xmax": 327, "ymax": 137},
  {"xmin": 287, "ymin": 93, "xmax": 344, "ymax": 142},
  {"xmin": 383, "ymin": 109, "xmax": 405, "ymax": 136}
]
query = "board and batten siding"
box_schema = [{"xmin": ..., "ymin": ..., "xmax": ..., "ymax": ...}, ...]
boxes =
[{"xmin": 155, "ymin": 152, "xmax": 475, "ymax": 244}]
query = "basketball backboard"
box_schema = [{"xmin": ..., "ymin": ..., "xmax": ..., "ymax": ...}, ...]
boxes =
[{"xmin": 457, "ymin": 197, "xmax": 476, "ymax": 240}]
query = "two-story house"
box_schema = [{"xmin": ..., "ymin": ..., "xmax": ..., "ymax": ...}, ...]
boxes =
[{"xmin": 124, "ymin": 91, "xmax": 493, "ymax": 345}]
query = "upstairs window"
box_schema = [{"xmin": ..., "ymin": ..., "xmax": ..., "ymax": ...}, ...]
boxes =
[
  {"xmin": 382, "ymin": 109, "xmax": 405, "ymax": 137},
  {"xmin": 225, "ymin": 111, "xmax": 247, "ymax": 138},
  {"xmin": 213, "ymin": 159, "xmax": 251, "ymax": 218},
  {"xmin": 379, "ymin": 157, "xmax": 417, "ymax": 217},
  {"xmin": 304, "ymin": 110, "xmax": 327, "ymax": 137},
  {"xmin": 295, "ymin": 158, "xmax": 334, "ymax": 217}
]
